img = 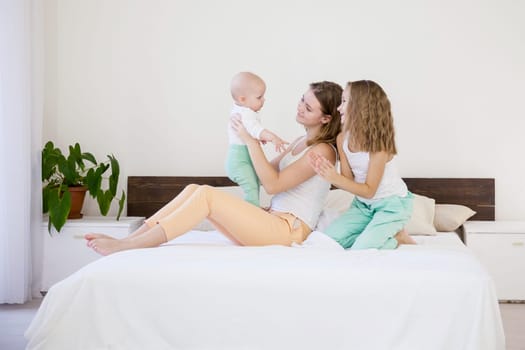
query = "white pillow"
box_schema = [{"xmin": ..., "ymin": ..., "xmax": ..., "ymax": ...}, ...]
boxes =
[
  {"xmin": 405, "ymin": 193, "xmax": 438, "ymax": 235},
  {"xmin": 434, "ymin": 204, "xmax": 476, "ymax": 231},
  {"xmin": 315, "ymin": 189, "xmax": 354, "ymax": 231},
  {"xmin": 317, "ymin": 191, "xmax": 439, "ymax": 235},
  {"xmin": 192, "ymin": 186, "xmax": 272, "ymax": 231}
]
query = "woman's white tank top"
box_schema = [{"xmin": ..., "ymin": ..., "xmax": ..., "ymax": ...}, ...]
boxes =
[{"xmin": 270, "ymin": 139, "xmax": 332, "ymax": 229}]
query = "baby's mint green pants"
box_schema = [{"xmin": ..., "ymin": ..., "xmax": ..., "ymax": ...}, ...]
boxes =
[
  {"xmin": 225, "ymin": 145, "xmax": 260, "ymax": 206},
  {"xmin": 325, "ymin": 192, "xmax": 414, "ymax": 249}
]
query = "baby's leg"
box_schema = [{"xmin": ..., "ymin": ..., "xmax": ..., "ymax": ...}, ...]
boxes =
[
  {"xmin": 226, "ymin": 145, "xmax": 260, "ymax": 206},
  {"xmin": 235, "ymin": 163, "xmax": 260, "ymax": 206}
]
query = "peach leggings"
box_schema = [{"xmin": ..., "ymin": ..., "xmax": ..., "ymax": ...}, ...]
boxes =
[{"xmin": 144, "ymin": 184, "xmax": 311, "ymax": 246}]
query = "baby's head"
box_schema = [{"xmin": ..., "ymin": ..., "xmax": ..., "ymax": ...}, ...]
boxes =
[{"xmin": 230, "ymin": 72, "xmax": 266, "ymax": 112}]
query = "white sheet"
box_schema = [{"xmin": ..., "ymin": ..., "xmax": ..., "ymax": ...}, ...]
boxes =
[
  {"xmin": 411, "ymin": 232, "xmax": 465, "ymax": 247},
  {"xmin": 25, "ymin": 231, "xmax": 505, "ymax": 350}
]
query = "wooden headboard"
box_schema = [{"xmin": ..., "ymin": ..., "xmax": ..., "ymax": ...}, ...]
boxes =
[{"xmin": 127, "ymin": 176, "xmax": 494, "ymax": 221}]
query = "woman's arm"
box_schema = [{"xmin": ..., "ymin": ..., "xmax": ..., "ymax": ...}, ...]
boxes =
[
  {"xmin": 265, "ymin": 142, "xmax": 335, "ymax": 194},
  {"xmin": 231, "ymin": 117, "xmax": 335, "ymax": 194}
]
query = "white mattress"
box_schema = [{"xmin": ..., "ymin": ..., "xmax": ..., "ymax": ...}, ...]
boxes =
[
  {"xmin": 25, "ymin": 230, "xmax": 505, "ymax": 350},
  {"xmin": 411, "ymin": 231, "xmax": 465, "ymax": 247},
  {"xmin": 171, "ymin": 229, "xmax": 465, "ymax": 248}
]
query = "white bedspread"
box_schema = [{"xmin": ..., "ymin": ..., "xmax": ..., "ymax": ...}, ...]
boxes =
[{"xmin": 25, "ymin": 231, "xmax": 505, "ymax": 350}]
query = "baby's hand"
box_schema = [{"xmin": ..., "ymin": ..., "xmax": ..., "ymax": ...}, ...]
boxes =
[
  {"xmin": 258, "ymin": 130, "xmax": 289, "ymax": 152},
  {"xmin": 271, "ymin": 136, "xmax": 289, "ymax": 153}
]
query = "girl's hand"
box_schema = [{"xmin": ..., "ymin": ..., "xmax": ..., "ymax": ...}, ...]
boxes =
[
  {"xmin": 308, "ymin": 151, "xmax": 339, "ymax": 183},
  {"xmin": 230, "ymin": 114, "xmax": 256, "ymax": 144}
]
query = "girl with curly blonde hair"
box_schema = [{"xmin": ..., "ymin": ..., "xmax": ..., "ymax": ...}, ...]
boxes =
[{"xmin": 309, "ymin": 80, "xmax": 415, "ymax": 249}]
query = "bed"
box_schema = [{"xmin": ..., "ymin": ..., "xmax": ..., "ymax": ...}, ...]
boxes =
[{"xmin": 25, "ymin": 177, "xmax": 505, "ymax": 350}]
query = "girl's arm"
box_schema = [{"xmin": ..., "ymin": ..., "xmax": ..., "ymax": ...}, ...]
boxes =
[
  {"xmin": 309, "ymin": 148, "xmax": 389, "ymax": 199},
  {"xmin": 231, "ymin": 118, "xmax": 335, "ymax": 194},
  {"xmin": 336, "ymin": 132, "xmax": 353, "ymax": 179}
]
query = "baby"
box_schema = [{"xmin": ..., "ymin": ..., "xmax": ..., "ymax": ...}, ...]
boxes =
[{"xmin": 226, "ymin": 71, "xmax": 287, "ymax": 206}]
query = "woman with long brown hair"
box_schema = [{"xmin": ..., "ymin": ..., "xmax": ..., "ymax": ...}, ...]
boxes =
[{"xmin": 85, "ymin": 81, "xmax": 343, "ymax": 255}]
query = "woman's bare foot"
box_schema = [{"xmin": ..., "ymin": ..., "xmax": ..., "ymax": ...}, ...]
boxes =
[
  {"xmin": 84, "ymin": 233, "xmax": 114, "ymax": 241},
  {"xmin": 395, "ymin": 229, "xmax": 416, "ymax": 245},
  {"xmin": 86, "ymin": 225, "xmax": 168, "ymax": 255},
  {"xmin": 87, "ymin": 237, "xmax": 129, "ymax": 256}
]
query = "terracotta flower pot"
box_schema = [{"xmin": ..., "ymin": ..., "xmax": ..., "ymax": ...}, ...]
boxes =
[{"xmin": 68, "ymin": 186, "xmax": 87, "ymax": 219}]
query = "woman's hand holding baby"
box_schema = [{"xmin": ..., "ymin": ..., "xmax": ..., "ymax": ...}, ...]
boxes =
[{"xmin": 230, "ymin": 114, "xmax": 257, "ymax": 145}]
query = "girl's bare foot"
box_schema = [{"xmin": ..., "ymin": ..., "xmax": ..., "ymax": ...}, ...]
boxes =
[{"xmin": 395, "ymin": 229, "xmax": 416, "ymax": 245}]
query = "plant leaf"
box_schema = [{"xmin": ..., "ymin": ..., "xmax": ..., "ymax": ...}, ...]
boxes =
[
  {"xmin": 69, "ymin": 143, "xmax": 85, "ymax": 172},
  {"xmin": 108, "ymin": 155, "xmax": 120, "ymax": 196},
  {"xmin": 58, "ymin": 154, "xmax": 80, "ymax": 186},
  {"xmin": 81, "ymin": 152, "xmax": 97, "ymax": 165},
  {"xmin": 47, "ymin": 188, "xmax": 71, "ymax": 232},
  {"xmin": 85, "ymin": 168, "xmax": 102, "ymax": 197},
  {"xmin": 97, "ymin": 189, "xmax": 113, "ymax": 216},
  {"xmin": 116, "ymin": 190, "xmax": 126, "ymax": 220},
  {"xmin": 85, "ymin": 162, "xmax": 109, "ymax": 198},
  {"xmin": 42, "ymin": 141, "xmax": 64, "ymax": 182}
]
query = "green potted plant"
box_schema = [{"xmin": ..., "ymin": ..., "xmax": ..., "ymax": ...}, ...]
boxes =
[{"xmin": 42, "ymin": 141, "xmax": 126, "ymax": 233}]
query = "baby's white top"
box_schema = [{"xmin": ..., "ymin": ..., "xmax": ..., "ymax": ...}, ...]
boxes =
[{"xmin": 228, "ymin": 104, "xmax": 264, "ymax": 145}]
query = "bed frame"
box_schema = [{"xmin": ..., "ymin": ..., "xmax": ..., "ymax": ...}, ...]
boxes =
[{"xmin": 127, "ymin": 176, "xmax": 495, "ymax": 220}]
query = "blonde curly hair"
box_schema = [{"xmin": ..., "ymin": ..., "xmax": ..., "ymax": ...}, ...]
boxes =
[{"xmin": 343, "ymin": 80, "xmax": 397, "ymax": 154}]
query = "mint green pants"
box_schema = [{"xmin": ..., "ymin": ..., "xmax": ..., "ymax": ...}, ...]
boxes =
[
  {"xmin": 325, "ymin": 192, "xmax": 414, "ymax": 249},
  {"xmin": 225, "ymin": 145, "xmax": 260, "ymax": 206}
]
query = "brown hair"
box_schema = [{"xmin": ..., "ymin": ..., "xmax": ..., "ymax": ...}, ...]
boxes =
[
  {"xmin": 307, "ymin": 81, "xmax": 342, "ymax": 146},
  {"xmin": 343, "ymin": 80, "xmax": 397, "ymax": 154}
]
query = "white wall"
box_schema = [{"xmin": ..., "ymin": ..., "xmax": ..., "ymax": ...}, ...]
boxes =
[{"xmin": 43, "ymin": 0, "xmax": 525, "ymax": 220}]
